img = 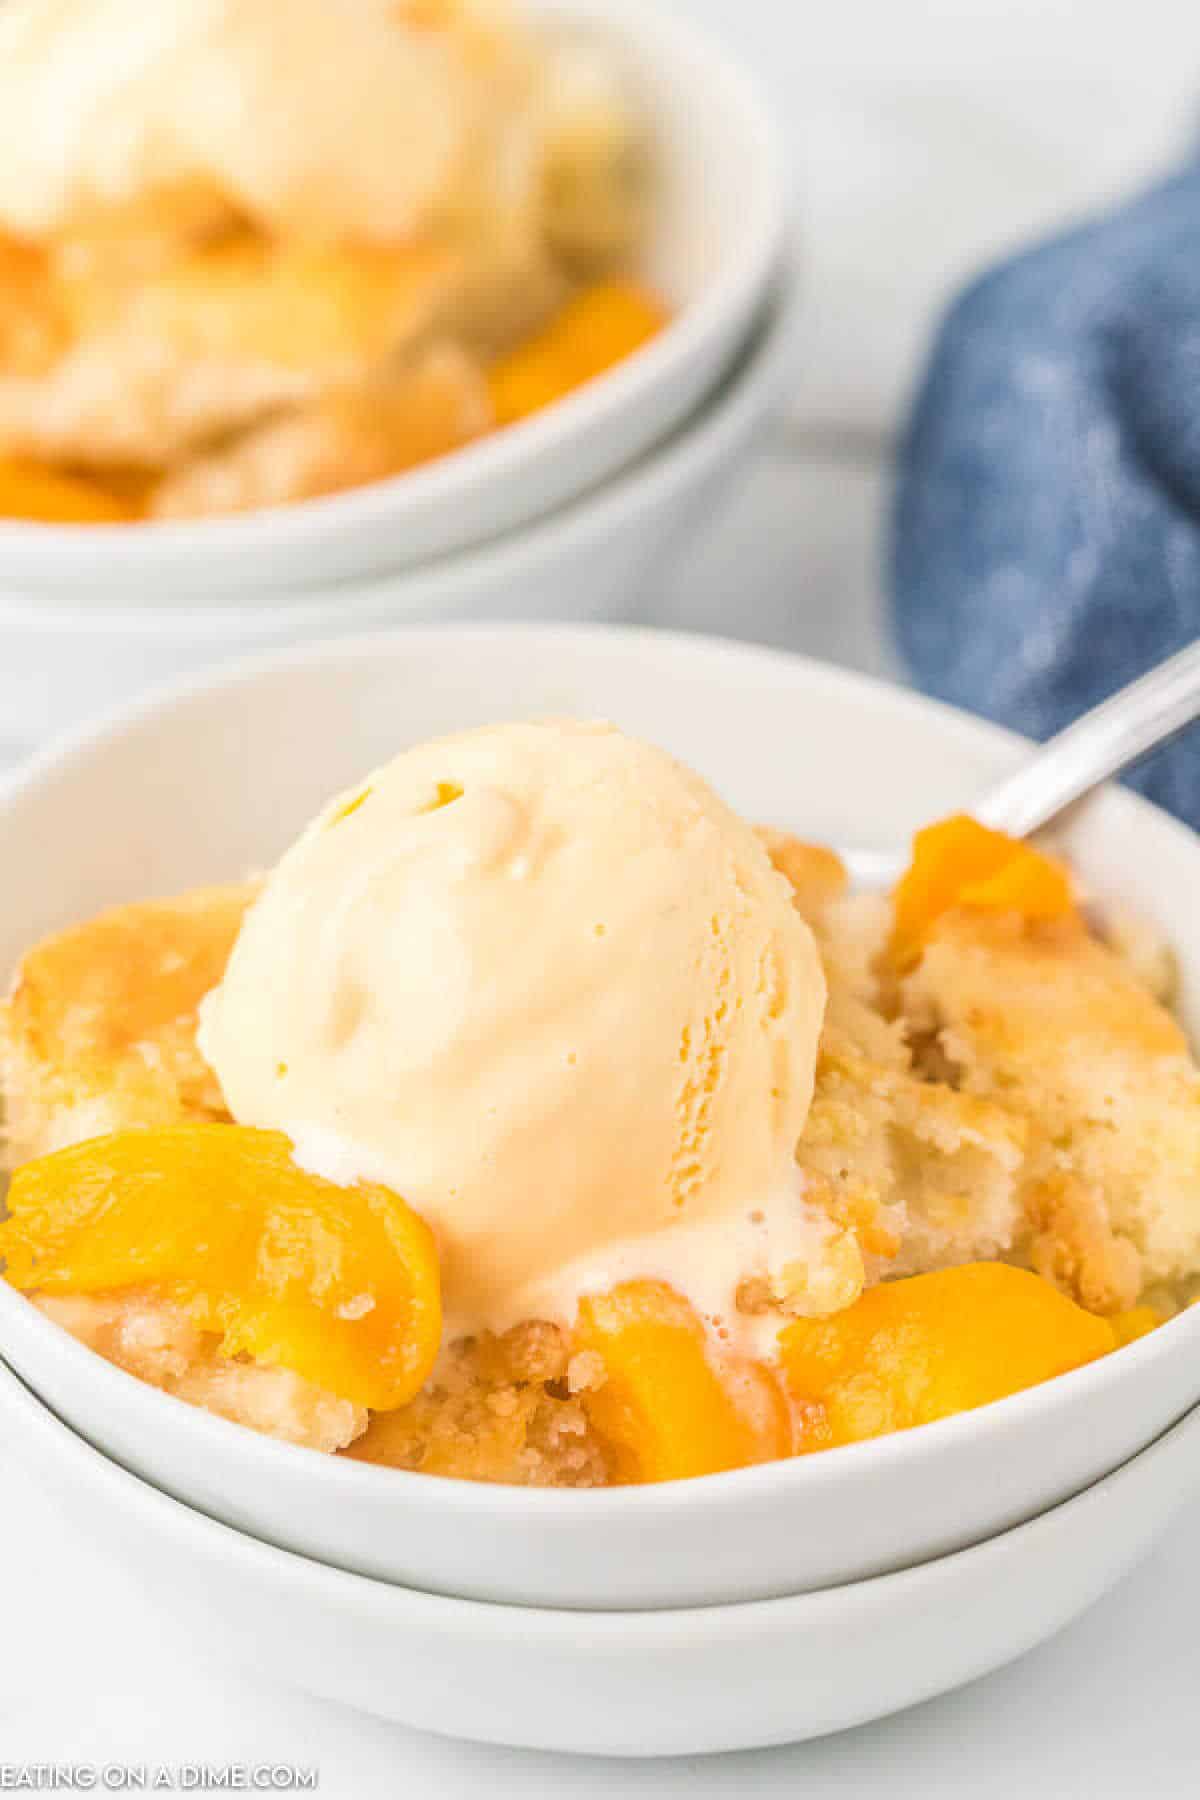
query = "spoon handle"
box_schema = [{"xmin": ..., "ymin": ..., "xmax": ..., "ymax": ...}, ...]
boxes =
[
  {"xmin": 836, "ymin": 638, "xmax": 1200, "ymax": 892},
  {"xmin": 974, "ymin": 638, "xmax": 1200, "ymax": 841}
]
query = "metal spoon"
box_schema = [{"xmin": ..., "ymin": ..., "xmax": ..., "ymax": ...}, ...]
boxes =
[{"xmin": 840, "ymin": 638, "xmax": 1200, "ymax": 890}]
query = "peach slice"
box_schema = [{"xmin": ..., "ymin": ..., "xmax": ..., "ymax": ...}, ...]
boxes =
[
  {"xmin": 0, "ymin": 456, "xmax": 140, "ymax": 524},
  {"xmin": 488, "ymin": 279, "xmax": 668, "ymax": 427},
  {"xmin": 779, "ymin": 1263, "xmax": 1116, "ymax": 1450},
  {"xmin": 0, "ymin": 1125, "xmax": 441, "ymax": 1410},
  {"xmin": 574, "ymin": 1278, "xmax": 791, "ymax": 1483},
  {"xmin": 890, "ymin": 814, "xmax": 1075, "ymax": 971},
  {"xmin": 1109, "ymin": 1305, "xmax": 1162, "ymax": 1347}
]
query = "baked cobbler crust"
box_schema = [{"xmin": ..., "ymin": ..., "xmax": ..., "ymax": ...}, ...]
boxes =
[{"xmin": 906, "ymin": 907, "xmax": 1200, "ymax": 1307}]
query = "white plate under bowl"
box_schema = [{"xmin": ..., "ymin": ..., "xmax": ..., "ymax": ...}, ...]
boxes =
[
  {"xmin": 2, "ymin": 624, "xmax": 1200, "ymax": 1610},
  {"xmin": 0, "ymin": 0, "xmax": 784, "ymax": 600},
  {"xmin": 5, "ymin": 1354, "xmax": 1200, "ymax": 1757},
  {"xmin": 0, "ymin": 274, "xmax": 794, "ymax": 753}
]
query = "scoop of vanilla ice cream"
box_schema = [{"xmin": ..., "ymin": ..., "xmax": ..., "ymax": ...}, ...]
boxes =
[
  {"xmin": 199, "ymin": 722, "xmax": 827, "ymax": 1330},
  {"xmin": 0, "ymin": 0, "xmax": 544, "ymax": 243}
]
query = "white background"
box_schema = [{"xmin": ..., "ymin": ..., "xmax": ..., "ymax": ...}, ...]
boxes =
[{"xmin": 4, "ymin": 0, "xmax": 1200, "ymax": 1788}]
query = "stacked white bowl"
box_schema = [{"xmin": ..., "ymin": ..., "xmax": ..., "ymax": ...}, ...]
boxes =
[
  {"xmin": 0, "ymin": 0, "xmax": 792, "ymax": 757},
  {"xmin": 3, "ymin": 625, "xmax": 1200, "ymax": 1755}
]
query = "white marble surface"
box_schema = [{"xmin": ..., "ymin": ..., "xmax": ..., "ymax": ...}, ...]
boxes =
[
  {"xmin": 676, "ymin": 0, "xmax": 1200, "ymax": 438},
  {"xmin": 659, "ymin": 437, "xmax": 898, "ymax": 679},
  {"xmin": 4, "ymin": 0, "xmax": 1200, "ymax": 1787}
]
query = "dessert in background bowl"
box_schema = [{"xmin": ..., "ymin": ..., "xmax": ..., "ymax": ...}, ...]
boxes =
[
  {"xmin": 1, "ymin": 623, "xmax": 1199, "ymax": 1609},
  {"xmin": 0, "ymin": 0, "xmax": 666, "ymax": 524},
  {"xmin": 0, "ymin": 0, "xmax": 784, "ymax": 592}
]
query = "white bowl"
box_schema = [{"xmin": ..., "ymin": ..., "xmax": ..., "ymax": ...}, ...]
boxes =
[
  {"xmin": 0, "ymin": 0, "xmax": 784, "ymax": 603},
  {"xmin": 3, "ymin": 624, "xmax": 1200, "ymax": 1611},
  {"xmin": 0, "ymin": 275, "xmax": 794, "ymax": 755},
  {"xmin": 5, "ymin": 1353, "xmax": 1199, "ymax": 1757}
]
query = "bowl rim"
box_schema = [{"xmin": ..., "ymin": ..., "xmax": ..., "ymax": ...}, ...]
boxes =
[
  {"xmin": 0, "ymin": 0, "xmax": 785, "ymax": 589},
  {"xmin": 3, "ymin": 620, "xmax": 1200, "ymax": 1521},
  {"xmin": 0, "ymin": 267, "xmax": 797, "ymax": 630},
  {"xmin": 5, "ymin": 1344, "xmax": 1200, "ymax": 1628}
]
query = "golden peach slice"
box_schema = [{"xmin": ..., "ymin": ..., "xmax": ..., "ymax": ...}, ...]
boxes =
[{"xmin": 1, "ymin": 1125, "xmax": 442, "ymax": 1410}]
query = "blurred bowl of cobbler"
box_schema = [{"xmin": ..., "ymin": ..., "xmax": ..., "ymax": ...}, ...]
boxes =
[
  {"xmin": 0, "ymin": 280, "xmax": 794, "ymax": 749},
  {"xmin": 0, "ymin": 0, "xmax": 786, "ymax": 744}
]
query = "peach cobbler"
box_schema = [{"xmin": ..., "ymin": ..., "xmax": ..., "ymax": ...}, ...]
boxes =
[
  {"xmin": 2, "ymin": 720, "xmax": 1198, "ymax": 1486},
  {"xmin": 0, "ymin": 0, "xmax": 665, "ymax": 524}
]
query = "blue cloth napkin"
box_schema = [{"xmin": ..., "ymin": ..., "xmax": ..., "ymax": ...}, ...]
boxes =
[{"xmin": 890, "ymin": 155, "xmax": 1200, "ymax": 826}]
